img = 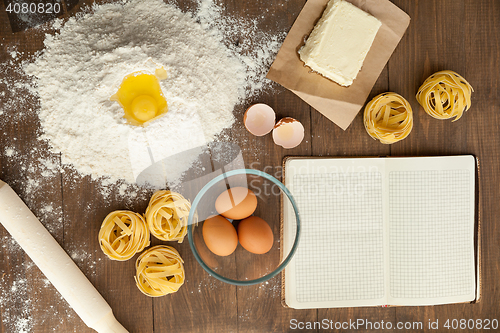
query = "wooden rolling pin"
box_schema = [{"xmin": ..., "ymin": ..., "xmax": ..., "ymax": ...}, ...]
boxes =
[{"xmin": 0, "ymin": 180, "xmax": 128, "ymax": 333}]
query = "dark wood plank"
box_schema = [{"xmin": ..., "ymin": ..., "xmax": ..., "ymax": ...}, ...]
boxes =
[
  {"xmin": 0, "ymin": 5, "xmax": 83, "ymax": 332},
  {"xmin": 154, "ymin": 241, "xmax": 239, "ymax": 333},
  {"xmin": 1, "ymin": 1, "xmax": 499, "ymax": 332},
  {"xmin": 463, "ymin": 0, "xmax": 500, "ymax": 326},
  {"xmin": 389, "ymin": 0, "xmax": 467, "ymax": 157}
]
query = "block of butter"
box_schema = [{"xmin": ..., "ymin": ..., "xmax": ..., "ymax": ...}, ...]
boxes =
[{"xmin": 299, "ymin": 0, "xmax": 382, "ymax": 87}]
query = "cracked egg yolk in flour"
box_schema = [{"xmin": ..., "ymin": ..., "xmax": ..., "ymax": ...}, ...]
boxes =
[{"xmin": 111, "ymin": 70, "xmax": 168, "ymax": 126}]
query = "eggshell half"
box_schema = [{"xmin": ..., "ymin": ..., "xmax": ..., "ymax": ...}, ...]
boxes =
[
  {"xmin": 215, "ymin": 187, "xmax": 257, "ymax": 220},
  {"xmin": 243, "ymin": 104, "xmax": 276, "ymax": 136},
  {"xmin": 272, "ymin": 117, "xmax": 305, "ymax": 149}
]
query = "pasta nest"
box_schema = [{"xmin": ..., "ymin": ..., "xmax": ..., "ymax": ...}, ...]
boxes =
[
  {"xmin": 135, "ymin": 245, "xmax": 185, "ymax": 297},
  {"xmin": 145, "ymin": 190, "xmax": 191, "ymax": 243},
  {"xmin": 416, "ymin": 70, "xmax": 473, "ymax": 121},
  {"xmin": 364, "ymin": 92, "xmax": 413, "ymax": 144},
  {"xmin": 98, "ymin": 210, "xmax": 150, "ymax": 261}
]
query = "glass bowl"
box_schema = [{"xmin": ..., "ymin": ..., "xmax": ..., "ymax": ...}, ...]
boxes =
[{"xmin": 187, "ymin": 168, "xmax": 300, "ymax": 285}]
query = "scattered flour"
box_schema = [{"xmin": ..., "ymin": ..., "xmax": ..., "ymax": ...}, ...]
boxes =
[
  {"xmin": 0, "ymin": 1, "xmax": 285, "ymax": 331},
  {"xmin": 0, "ymin": 235, "xmax": 76, "ymax": 333},
  {"xmin": 5, "ymin": 147, "xmax": 15, "ymax": 157},
  {"xmin": 24, "ymin": 0, "xmax": 282, "ymax": 188}
]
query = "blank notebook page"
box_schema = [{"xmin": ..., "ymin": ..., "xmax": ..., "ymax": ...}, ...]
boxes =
[
  {"xmin": 284, "ymin": 158, "xmax": 388, "ymax": 309},
  {"xmin": 387, "ymin": 156, "xmax": 476, "ymax": 305}
]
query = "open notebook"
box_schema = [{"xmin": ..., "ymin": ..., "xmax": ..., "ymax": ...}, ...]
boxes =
[{"xmin": 282, "ymin": 156, "xmax": 480, "ymax": 309}]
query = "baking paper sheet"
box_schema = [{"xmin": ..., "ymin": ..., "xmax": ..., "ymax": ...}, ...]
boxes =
[{"xmin": 266, "ymin": 0, "xmax": 410, "ymax": 130}]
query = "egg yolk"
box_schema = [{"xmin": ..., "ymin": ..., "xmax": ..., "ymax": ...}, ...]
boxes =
[
  {"xmin": 131, "ymin": 95, "xmax": 158, "ymax": 121},
  {"xmin": 111, "ymin": 72, "xmax": 168, "ymax": 126}
]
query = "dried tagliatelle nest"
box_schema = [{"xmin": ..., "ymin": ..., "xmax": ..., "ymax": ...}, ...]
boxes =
[
  {"xmin": 416, "ymin": 70, "xmax": 474, "ymax": 121},
  {"xmin": 145, "ymin": 190, "xmax": 191, "ymax": 243},
  {"xmin": 135, "ymin": 245, "xmax": 185, "ymax": 297},
  {"xmin": 364, "ymin": 92, "xmax": 413, "ymax": 144},
  {"xmin": 98, "ymin": 210, "xmax": 150, "ymax": 261}
]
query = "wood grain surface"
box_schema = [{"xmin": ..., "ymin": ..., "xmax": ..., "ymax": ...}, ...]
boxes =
[{"xmin": 0, "ymin": 0, "xmax": 499, "ymax": 332}]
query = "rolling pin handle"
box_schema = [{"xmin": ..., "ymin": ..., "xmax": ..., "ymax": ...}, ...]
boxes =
[{"xmin": 90, "ymin": 311, "xmax": 129, "ymax": 333}]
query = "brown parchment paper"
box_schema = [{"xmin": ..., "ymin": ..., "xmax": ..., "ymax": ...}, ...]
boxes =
[{"xmin": 266, "ymin": 0, "xmax": 410, "ymax": 130}]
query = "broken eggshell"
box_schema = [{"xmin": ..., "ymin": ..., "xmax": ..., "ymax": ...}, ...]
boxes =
[
  {"xmin": 272, "ymin": 117, "xmax": 305, "ymax": 149},
  {"xmin": 243, "ymin": 103, "xmax": 276, "ymax": 136}
]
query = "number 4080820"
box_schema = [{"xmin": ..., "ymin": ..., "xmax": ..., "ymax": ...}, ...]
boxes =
[
  {"xmin": 443, "ymin": 319, "xmax": 498, "ymax": 330},
  {"xmin": 6, "ymin": 2, "xmax": 61, "ymax": 14}
]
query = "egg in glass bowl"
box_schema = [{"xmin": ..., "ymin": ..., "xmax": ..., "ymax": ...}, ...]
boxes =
[{"xmin": 187, "ymin": 169, "xmax": 301, "ymax": 286}]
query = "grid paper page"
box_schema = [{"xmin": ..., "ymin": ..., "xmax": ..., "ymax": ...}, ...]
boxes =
[
  {"xmin": 389, "ymin": 170, "xmax": 475, "ymax": 300},
  {"xmin": 292, "ymin": 172, "xmax": 385, "ymax": 303}
]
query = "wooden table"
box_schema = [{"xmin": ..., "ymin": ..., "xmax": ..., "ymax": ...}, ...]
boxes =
[{"xmin": 1, "ymin": 0, "xmax": 499, "ymax": 332}]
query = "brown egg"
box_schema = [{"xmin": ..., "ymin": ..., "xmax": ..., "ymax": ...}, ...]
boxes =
[
  {"xmin": 237, "ymin": 216, "xmax": 274, "ymax": 254},
  {"xmin": 202, "ymin": 215, "xmax": 238, "ymax": 256},
  {"xmin": 215, "ymin": 187, "xmax": 257, "ymax": 220}
]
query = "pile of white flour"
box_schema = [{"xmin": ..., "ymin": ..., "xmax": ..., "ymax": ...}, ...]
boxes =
[{"xmin": 24, "ymin": 0, "xmax": 282, "ymax": 187}]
